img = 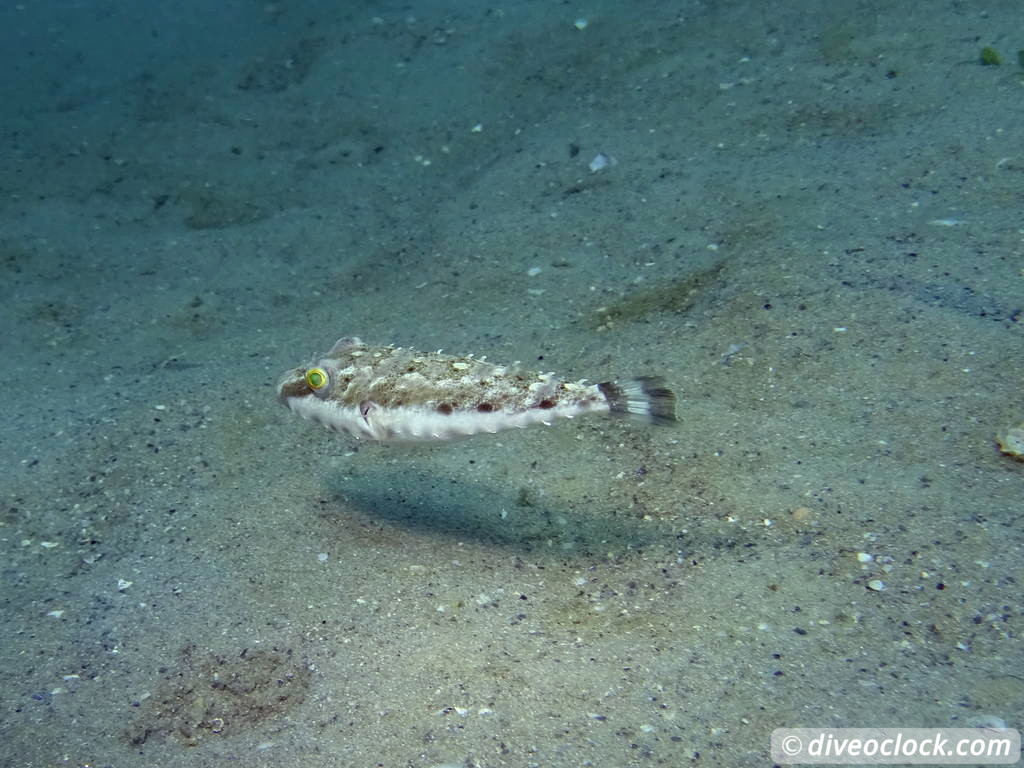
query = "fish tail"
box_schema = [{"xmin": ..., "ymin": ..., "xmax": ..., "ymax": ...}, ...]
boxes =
[{"xmin": 599, "ymin": 377, "xmax": 677, "ymax": 425}]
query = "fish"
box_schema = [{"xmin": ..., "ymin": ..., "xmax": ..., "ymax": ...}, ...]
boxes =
[{"xmin": 277, "ymin": 337, "xmax": 677, "ymax": 443}]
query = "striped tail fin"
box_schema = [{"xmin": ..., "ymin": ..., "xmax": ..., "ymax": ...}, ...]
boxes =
[{"xmin": 599, "ymin": 377, "xmax": 677, "ymax": 425}]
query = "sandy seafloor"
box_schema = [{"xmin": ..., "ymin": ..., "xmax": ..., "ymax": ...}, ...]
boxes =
[{"xmin": 1, "ymin": 1, "xmax": 1022, "ymax": 766}]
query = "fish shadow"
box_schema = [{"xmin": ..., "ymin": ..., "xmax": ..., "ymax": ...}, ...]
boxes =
[{"xmin": 323, "ymin": 466, "xmax": 676, "ymax": 557}]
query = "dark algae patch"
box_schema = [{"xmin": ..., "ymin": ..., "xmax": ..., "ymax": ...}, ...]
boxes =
[
  {"xmin": 590, "ymin": 261, "xmax": 725, "ymax": 329},
  {"xmin": 126, "ymin": 645, "xmax": 312, "ymax": 747}
]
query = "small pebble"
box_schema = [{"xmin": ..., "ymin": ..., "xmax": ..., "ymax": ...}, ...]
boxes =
[
  {"xmin": 588, "ymin": 153, "xmax": 615, "ymax": 173},
  {"xmin": 867, "ymin": 579, "xmax": 886, "ymax": 591}
]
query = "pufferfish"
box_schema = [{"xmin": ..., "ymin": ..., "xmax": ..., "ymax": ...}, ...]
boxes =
[{"xmin": 277, "ymin": 337, "xmax": 677, "ymax": 443}]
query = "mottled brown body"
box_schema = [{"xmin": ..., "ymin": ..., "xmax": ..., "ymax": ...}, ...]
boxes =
[{"xmin": 277, "ymin": 337, "xmax": 675, "ymax": 442}]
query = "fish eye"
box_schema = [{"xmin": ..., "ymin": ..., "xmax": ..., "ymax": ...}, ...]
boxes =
[{"xmin": 305, "ymin": 367, "xmax": 329, "ymax": 391}]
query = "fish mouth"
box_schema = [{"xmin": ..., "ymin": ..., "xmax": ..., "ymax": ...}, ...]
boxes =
[{"xmin": 276, "ymin": 368, "xmax": 309, "ymax": 405}]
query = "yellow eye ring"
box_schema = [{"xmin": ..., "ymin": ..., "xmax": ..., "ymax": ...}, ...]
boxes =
[{"xmin": 305, "ymin": 367, "xmax": 329, "ymax": 391}]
